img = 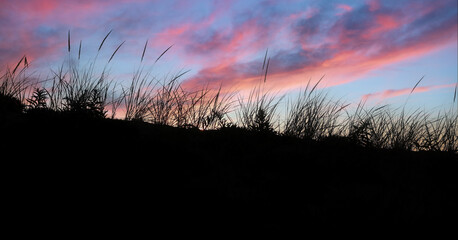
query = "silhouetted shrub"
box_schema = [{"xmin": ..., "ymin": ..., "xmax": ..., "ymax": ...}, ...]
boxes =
[
  {"xmin": 251, "ymin": 108, "xmax": 274, "ymax": 133},
  {"xmin": 26, "ymin": 87, "xmax": 48, "ymax": 109},
  {"xmin": 0, "ymin": 93, "xmax": 24, "ymax": 115},
  {"xmin": 236, "ymin": 85, "xmax": 281, "ymax": 134},
  {"xmin": 62, "ymin": 88, "xmax": 107, "ymax": 118}
]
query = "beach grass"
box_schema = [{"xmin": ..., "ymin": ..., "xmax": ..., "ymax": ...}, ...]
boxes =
[{"xmin": 1, "ymin": 32, "xmax": 456, "ymax": 153}]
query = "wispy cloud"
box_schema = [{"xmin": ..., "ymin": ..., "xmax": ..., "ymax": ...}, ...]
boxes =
[
  {"xmin": 362, "ymin": 83, "xmax": 456, "ymax": 102},
  {"xmin": 336, "ymin": 4, "xmax": 353, "ymax": 15}
]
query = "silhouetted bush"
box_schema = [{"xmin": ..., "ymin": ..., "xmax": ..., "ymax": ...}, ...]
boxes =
[
  {"xmin": 0, "ymin": 93, "xmax": 24, "ymax": 115},
  {"xmin": 26, "ymin": 87, "xmax": 48, "ymax": 109},
  {"xmin": 236, "ymin": 85, "xmax": 281, "ymax": 134}
]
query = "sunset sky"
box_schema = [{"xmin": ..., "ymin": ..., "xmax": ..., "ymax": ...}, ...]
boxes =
[{"xmin": 1, "ymin": 0, "xmax": 457, "ymax": 111}]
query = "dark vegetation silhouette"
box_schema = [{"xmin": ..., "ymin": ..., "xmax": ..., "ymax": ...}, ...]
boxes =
[{"xmin": 1, "ymin": 31, "xmax": 457, "ymax": 232}]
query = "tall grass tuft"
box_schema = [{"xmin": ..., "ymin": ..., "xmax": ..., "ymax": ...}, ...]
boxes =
[
  {"xmin": 236, "ymin": 84, "xmax": 282, "ymax": 133},
  {"xmin": 147, "ymin": 72, "xmax": 185, "ymax": 125},
  {"xmin": 43, "ymin": 30, "xmax": 118, "ymax": 118},
  {"xmin": 343, "ymin": 103, "xmax": 455, "ymax": 151},
  {"xmin": 146, "ymin": 72, "xmax": 234, "ymax": 129},
  {"xmin": 386, "ymin": 108, "xmax": 427, "ymax": 151},
  {"xmin": 46, "ymin": 61, "xmax": 111, "ymax": 118},
  {"xmin": 0, "ymin": 56, "xmax": 30, "ymax": 102},
  {"xmin": 421, "ymin": 110, "xmax": 458, "ymax": 152},
  {"xmin": 174, "ymin": 84, "xmax": 235, "ymax": 130},
  {"xmin": 283, "ymin": 76, "xmax": 349, "ymax": 140},
  {"xmin": 0, "ymin": 56, "xmax": 30, "ymax": 114},
  {"xmin": 122, "ymin": 67, "xmax": 157, "ymax": 121},
  {"xmin": 345, "ymin": 102, "xmax": 389, "ymax": 148}
]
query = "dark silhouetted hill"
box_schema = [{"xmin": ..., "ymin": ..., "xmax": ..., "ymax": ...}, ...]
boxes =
[{"xmin": 1, "ymin": 108, "xmax": 457, "ymax": 233}]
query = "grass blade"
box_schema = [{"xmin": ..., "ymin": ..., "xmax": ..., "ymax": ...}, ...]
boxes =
[
  {"xmin": 311, "ymin": 75, "xmax": 325, "ymax": 94},
  {"xmin": 12, "ymin": 55, "xmax": 25, "ymax": 75},
  {"xmin": 262, "ymin": 48, "xmax": 268, "ymax": 70},
  {"xmin": 78, "ymin": 40, "xmax": 82, "ymax": 60},
  {"xmin": 67, "ymin": 30, "xmax": 71, "ymax": 53},
  {"xmin": 410, "ymin": 75, "xmax": 425, "ymax": 94},
  {"xmin": 99, "ymin": 29, "xmax": 113, "ymax": 52},
  {"xmin": 155, "ymin": 44, "xmax": 173, "ymax": 63},
  {"xmin": 172, "ymin": 69, "xmax": 190, "ymax": 81},
  {"xmin": 108, "ymin": 41, "xmax": 125, "ymax": 63},
  {"xmin": 141, "ymin": 39, "xmax": 148, "ymax": 62},
  {"xmin": 263, "ymin": 58, "xmax": 270, "ymax": 83},
  {"xmin": 454, "ymin": 78, "xmax": 457, "ymax": 103}
]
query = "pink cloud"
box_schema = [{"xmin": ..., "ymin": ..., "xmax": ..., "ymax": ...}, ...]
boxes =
[
  {"xmin": 367, "ymin": 0, "xmax": 381, "ymax": 12},
  {"xmin": 336, "ymin": 4, "xmax": 353, "ymax": 15},
  {"xmin": 153, "ymin": 24, "xmax": 194, "ymax": 47},
  {"xmin": 362, "ymin": 84, "xmax": 456, "ymax": 102},
  {"xmin": 362, "ymin": 14, "xmax": 401, "ymax": 39},
  {"xmin": 0, "ymin": 0, "xmax": 117, "ymax": 69},
  {"xmin": 288, "ymin": 7, "xmax": 320, "ymax": 21},
  {"xmin": 338, "ymin": 4, "xmax": 353, "ymax": 12},
  {"xmin": 183, "ymin": 2, "xmax": 456, "ymax": 96}
]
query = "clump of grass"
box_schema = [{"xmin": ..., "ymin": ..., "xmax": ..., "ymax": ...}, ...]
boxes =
[
  {"xmin": 45, "ymin": 61, "xmax": 112, "ymax": 118},
  {"xmin": 41, "ymin": 30, "xmax": 123, "ymax": 118},
  {"xmin": 344, "ymin": 102, "xmax": 428, "ymax": 150},
  {"xmin": 144, "ymin": 72, "xmax": 235, "ymax": 129},
  {"xmin": 236, "ymin": 84, "xmax": 282, "ymax": 133},
  {"xmin": 343, "ymin": 100, "xmax": 457, "ymax": 152},
  {"xmin": 235, "ymin": 50, "xmax": 282, "ymax": 133},
  {"xmin": 147, "ymin": 71, "xmax": 186, "ymax": 125},
  {"xmin": 386, "ymin": 108, "xmax": 427, "ymax": 151},
  {"xmin": 0, "ymin": 56, "xmax": 30, "ymax": 99},
  {"xmin": 341, "ymin": 76, "xmax": 458, "ymax": 152},
  {"xmin": 122, "ymin": 67, "xmax": 158, "ymax": 121},
  {"xmin": 0, "ymin": 56, "xmax": 31, "ymax": 114},
  {"xmin": 234, "ymin": 50, "xmax": 283, "ymax": 133},
  {"xmin": 421, "ymin": 110, "xmax": 458, "ymax": 152},
  {"xmin": 283, "ymin": 76, "xmax": 349, "ymax": 140},
  {"xmin": 175, "ymin": 84, "xmax": 235, "ymax": 130},
  {"xmin": 345, "ymin": 102, "xmax": 388, "ymax": 148},
  {"xmin": 121, "ymin": 44, "xmax": 185, "ymax": 123}
]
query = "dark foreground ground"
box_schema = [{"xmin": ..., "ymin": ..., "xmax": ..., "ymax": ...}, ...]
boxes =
[{"xmin": 2, "ymin": 111, "xmax": 457, "ymax": 233}]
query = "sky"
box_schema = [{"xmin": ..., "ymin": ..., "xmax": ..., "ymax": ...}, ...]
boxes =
[{"xmin": 1, "ymin": 0, "xmax": 457, "ymax": 111}]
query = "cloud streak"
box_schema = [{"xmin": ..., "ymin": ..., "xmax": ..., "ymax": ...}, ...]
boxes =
[{"xmin": 362, "ymin": 83, "xmax": 456, "ymax": 102}]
